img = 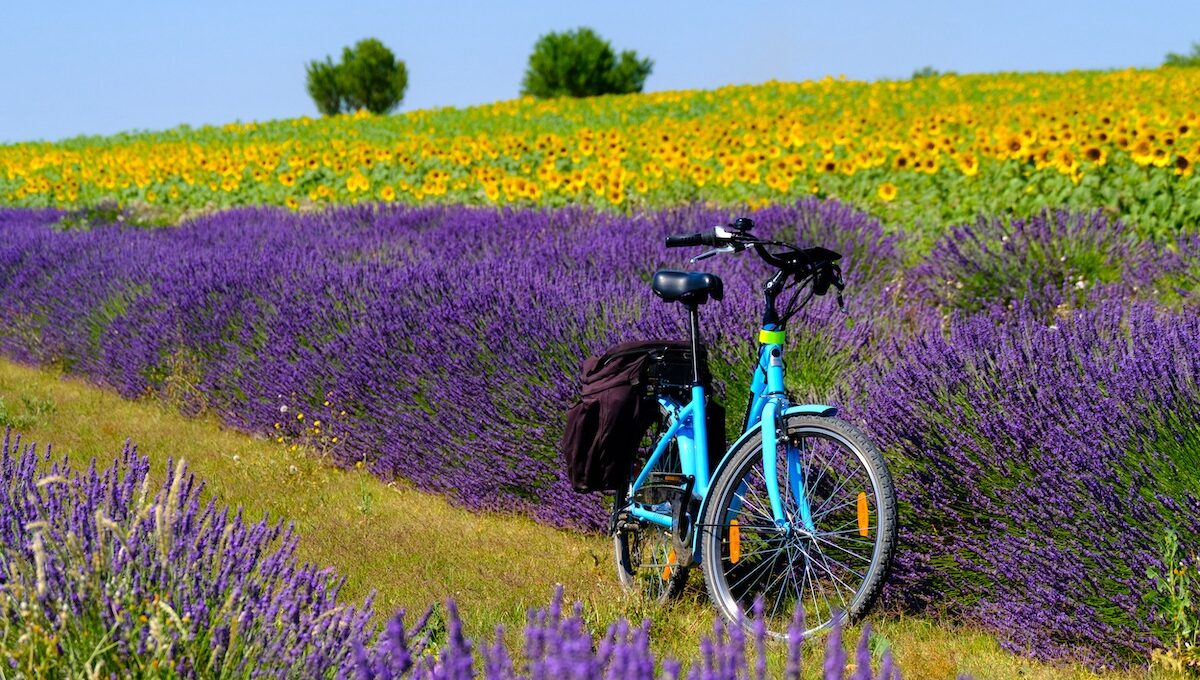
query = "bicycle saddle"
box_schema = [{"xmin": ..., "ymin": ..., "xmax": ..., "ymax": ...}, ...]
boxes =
[{"xmin": 652, "ymin": 270, "xmax": 724, "ymax": 305}]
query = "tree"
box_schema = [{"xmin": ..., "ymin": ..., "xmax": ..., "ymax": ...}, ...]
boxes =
[
  {"xmin": 1164, "ymin": 42, "xmax": 1200, "ymax": 67},
  {"xmin": 305, "ymin": 38, "xmax": 408, "ymax": 115},
  {"xmin": 306, "ymin": 57, "xmax": 343, "ymax": 116},
  {"xmin": 338, "ymin": 39, "xmax": 409, "ymax": 114},
  {"xmin": 521, "ymin": 27, "xmax": 652, "ymax": 98},
  {"xmin": 912, "ymin": 66, "xmax": 957, "ymax": 79}
]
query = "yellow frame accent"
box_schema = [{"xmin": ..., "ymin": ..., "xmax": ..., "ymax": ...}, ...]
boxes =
[{"xmin": 758, "ymin": 329, "xmax": 786, "ymax": 344}]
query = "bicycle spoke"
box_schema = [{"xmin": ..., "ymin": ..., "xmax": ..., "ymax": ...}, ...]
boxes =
[
  {"xmin": 732, "ymin": 488, "xmax": 778, "ymax": 525},
  {"xmin": 768, "ymin": 545, "xmax": 796, "ymax": 619},
  {"xmin": 808, "ymin": 542, "xmax": 857, "ymax": 609},
  {"xmin": 815, "ymin": 533, "xmax": 876, "ymax": 550},
  {"xmin": 749, "ymin": 465, "xmax": 787, "ymax": 519},
  {"xmin": 806, "ymin": 542, "xmax": 867, "ymax": 581},
  {"xmin": 800, "ymin": 551, "xmax": 821, "ymax": 625},
  {"xmin": 816, "ymin": 524, "xmax": 873, "ymax": 537},
  {"xmin": 811, "ymin": 495, "xmax": 861, "ymax": 523},
  {"xmin": 797, "ymin": 438, "xmax": 833, "ymax": 509},
  {"xmin": 808, "ymin": 469, "xmax": 857, "ymax": 520},
  {"xmin": 728, "ymin": 543, "xmax": 786, "ymax": 594},
  {"xmin": 810, "ymin": 533, "xmax": 873, "ymax": 564},
  {"xmin": 797, "ymin": 541, "xmax": 841, "ymax": 611},
  {"xmin": 729, "ymin": 542, "xmax": 790, "ymax": 562}
]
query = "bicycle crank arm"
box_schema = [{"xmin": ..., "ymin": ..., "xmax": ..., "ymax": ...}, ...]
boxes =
[{"xmin": 670, "ymin": 474, "xmax": 696, "ymax": 567}]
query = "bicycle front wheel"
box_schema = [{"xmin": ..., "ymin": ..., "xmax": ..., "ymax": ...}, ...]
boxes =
[{"xmin": 699, "ymin": 414, "xmax": 896, "ymax": 638}]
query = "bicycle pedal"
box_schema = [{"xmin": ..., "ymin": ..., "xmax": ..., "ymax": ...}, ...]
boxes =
[{"xmin": 648, "ymin": 472, "xmax": 689, "ymax": 485}]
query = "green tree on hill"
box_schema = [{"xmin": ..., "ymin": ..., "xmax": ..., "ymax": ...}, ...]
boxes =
[
  {"xmin": 305, "ymin": 38, "xmax": 408, "ymax": 115},
  {"xmin": 306, "ymin": 57, "xmax": 343, "ymax": 116},
  {"xmin": 1164, "ymin": 42, "xmax": 1200, "ymax": 67},
  {"xmin": 521, "ymin": 27, "xmax": 653, "ymax": 98},
  {"xmin": 912, "ymin": 65, "xmax": 957, "ymax": 78}
]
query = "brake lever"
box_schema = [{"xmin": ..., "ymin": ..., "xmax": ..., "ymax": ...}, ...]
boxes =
[
  {"xmin": 691, "ymin": 245, "xmax": 735, "ymax": 263},
  {"xmin": 833, "ymin": 268, "xmax": 847, "ymax": 312}
]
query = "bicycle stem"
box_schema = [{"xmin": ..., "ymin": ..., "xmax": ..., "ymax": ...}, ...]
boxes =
[{"xmin": 762, "ymin": 269, "xmax": 788, "ymax": 329}]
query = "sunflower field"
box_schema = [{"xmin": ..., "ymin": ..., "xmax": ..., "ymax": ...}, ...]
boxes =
[{"xmin": 4, "ymin": 68, "xmax": 1200, "ymax": 238}]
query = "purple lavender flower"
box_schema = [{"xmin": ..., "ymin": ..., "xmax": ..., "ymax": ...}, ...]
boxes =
[{"xmin": 824, "ymin": 616, "xmax": 846, "ymax": 680}]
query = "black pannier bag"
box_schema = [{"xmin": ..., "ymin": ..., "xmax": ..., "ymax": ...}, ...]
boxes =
[{"xmin": 562, "ymin": 340, "xmax": 728, "ymax": 493}]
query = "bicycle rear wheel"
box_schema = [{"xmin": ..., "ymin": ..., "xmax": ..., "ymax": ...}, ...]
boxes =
[
  {"xmin": 613, "ymin": 405, "xmax": 691, "ymax": 600},
  {"xmin": 699, "ymin": 414, "xmax": 896, "ymax": 638}
]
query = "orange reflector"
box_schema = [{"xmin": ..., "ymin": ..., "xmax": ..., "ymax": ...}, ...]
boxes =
[
  {"xmin": 729, "ymin": 520, "xmax": 741, "ymax": 564},
  {"xmin": 662, "ymin": 549, "xmax": 676, "ymax": 581},
  {"xmin": 857, "ymin": 492, "xmax": 869, "ymax": 537}
]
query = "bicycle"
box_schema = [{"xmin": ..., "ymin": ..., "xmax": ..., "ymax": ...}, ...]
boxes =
[{"xmin": 611, "ymin": 216, "xmax": 897, "ymax": 638}]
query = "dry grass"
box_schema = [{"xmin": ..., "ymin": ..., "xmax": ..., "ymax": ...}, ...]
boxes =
[{"xmin": 0, "ymin": 358, "xmax": 1173, "ymax": 679}]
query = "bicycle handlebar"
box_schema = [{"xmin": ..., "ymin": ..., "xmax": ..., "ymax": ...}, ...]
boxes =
[
  {"xmin": 668, "ymin": 222, "xmax": 839, "ymax": 271},
  {"xmin": 665, "ymin": 233, "xmax": 714, "ymax": 248},
  {"xmin": 666, "ymin": 218, "xmax": 846, "ymax": 306}
]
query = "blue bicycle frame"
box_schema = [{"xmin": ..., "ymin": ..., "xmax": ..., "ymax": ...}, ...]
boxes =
[{"xmin": 622, "ymin": 326, "xmax": 836, "ymax": 562}]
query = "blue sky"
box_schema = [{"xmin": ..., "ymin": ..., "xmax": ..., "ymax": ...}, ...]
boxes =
[{"xmin": 2, "ymin": 1, "xmax": 1198, "ymax": 143}]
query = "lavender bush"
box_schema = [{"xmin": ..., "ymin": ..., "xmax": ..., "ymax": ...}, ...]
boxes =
[
  {"xmin": 1145, "ymin": 529, "xmax": 1200, "ymax": 674},
  {"xmin": 352, "ymin": 595, "xmax": 903, "ymax": 680},
  {"xmin": 857, "ymin": 301, "xmax": 1200, "ymax": 663},
  {"xmin": 0, "ymin": 429, "xmax": 374, "ymax": 676},
  {"xmin": 0, "ymin": 430, "xmax": 902, "ymax": 678},
  {"xmin": 910, "ymin": 210, "xmax": 1163, "ymax": 316},
  {"xmin": 1159, "ymin": 233, "xmax": 1200, "ymax": 306}
]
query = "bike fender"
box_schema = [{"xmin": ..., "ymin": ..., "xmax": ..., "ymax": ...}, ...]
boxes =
[
  {"xmin": 782, "ymin": 404, "xmax": 837, "ymax": 419},
  {"xmin": 691, "ymin": 403, "xmax": 837, "ymax": 555}
]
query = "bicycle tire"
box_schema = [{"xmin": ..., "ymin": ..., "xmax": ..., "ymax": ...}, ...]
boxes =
[{"xmin": 699, "ymin": 414, "xmax": 896, "ymax": 638}]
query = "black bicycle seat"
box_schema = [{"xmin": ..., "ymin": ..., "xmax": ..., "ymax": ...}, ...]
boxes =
[{"xmin": 651, "ymin": 270, "xmax": 724, "ymax": 305}]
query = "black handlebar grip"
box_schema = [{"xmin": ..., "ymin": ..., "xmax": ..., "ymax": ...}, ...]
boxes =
[{"xmin": 665, "ymin": 233, "xmax": 706, "ymax": 247}]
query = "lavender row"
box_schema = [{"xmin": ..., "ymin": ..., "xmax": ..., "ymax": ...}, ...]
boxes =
[
  {"xmin": 0, "ymin": 429, "xmax": 372, "ymax": 676},
  {"xmin": 0, "ymin": 201, "xmax": 907, "ymax": 529},
  {"xmin": 857, "ymin": 301, "xmax": 1200, "ymax": 662},
  {"xmin": 1, "ymin": 203, "xmax": 1198, "ymax": 665},
  {"xmin": 0, "ymin": 430, "xmax": 904, "ymax": 678}
]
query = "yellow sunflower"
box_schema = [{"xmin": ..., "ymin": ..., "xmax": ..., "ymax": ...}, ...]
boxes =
[{"xmin": 877, "ymin": 182, "xmax": 898, "ymax": 202}]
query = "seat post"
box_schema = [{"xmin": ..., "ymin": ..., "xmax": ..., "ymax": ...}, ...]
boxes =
[{"xmin": 687, "ymin": 304, "xmax": 702, "ymax": 385}]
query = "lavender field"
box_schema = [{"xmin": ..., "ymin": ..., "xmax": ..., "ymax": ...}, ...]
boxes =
[
  {"xmin": 1, "ymin": 201, "xmax": 1199, "ymax": 667},
  {"xmin": 0, "ymin": 430, "xmax": 899, "ymax": 678}
]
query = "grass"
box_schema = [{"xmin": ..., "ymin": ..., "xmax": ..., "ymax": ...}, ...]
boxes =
[{"xmin": 0, "ymin": 356, "xmax": 1176, "ymax": 679}]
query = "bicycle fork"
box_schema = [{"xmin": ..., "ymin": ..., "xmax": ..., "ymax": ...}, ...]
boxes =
[{"xmin": 761, "ymin": 399, "xmax": 816, "ymax": 533}]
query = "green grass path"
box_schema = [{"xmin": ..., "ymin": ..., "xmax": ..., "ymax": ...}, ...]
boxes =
[{"xmin": 0, "ymin": 358, "xmax": 1168, "ymax": 679}]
